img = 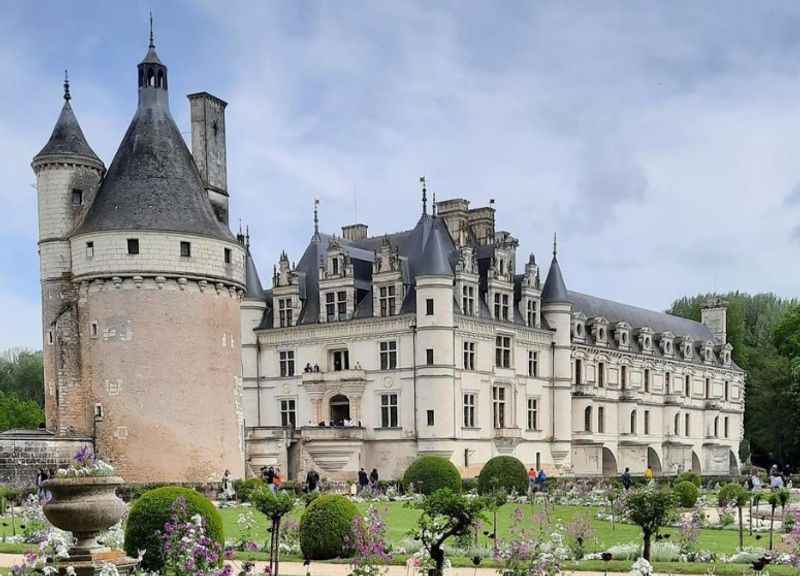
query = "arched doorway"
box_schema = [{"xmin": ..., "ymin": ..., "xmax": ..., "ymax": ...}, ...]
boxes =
[
  {"xmin": 691, "ymin": 450, "xmax": 702, "ymax": 474},
  {"xmin": 329, "ymin": 394, "xmax": 350, "ymax": 426},
  {"xmin": 602, "ymin": 447, "xmax": 618, "ymax": 476},
  {"xmin": 729, "ymin": 450, "xmax": 739, "ymax": 476},
  {"xmin": 647, "ymin": 447, "xmax": 662, "ymax": 475}
]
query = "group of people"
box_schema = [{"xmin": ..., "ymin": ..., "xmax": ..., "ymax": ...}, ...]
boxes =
[
  {"xmin": 620, "ymin": 466, "xmax": 655, "ymax": 490},
  {"xmin": 749, "ymin": 464, "xmax": 793, "ymax": 491},
  {"xmin": 527, "ymin": 466, "xmax": 547, "ymax": 493},
  {"xmin": 358, "ymin": 467, "xmax": 379, "ymax": 492},
  {"xmin": 260, "ymin": 465, "xmax": 284, "ymax": 492}
]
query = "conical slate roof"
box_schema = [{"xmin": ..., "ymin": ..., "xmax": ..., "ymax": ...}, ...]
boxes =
[
  {"xmin": 416, "ymin": 217, "xmax": 454, "ymax": 276},
  {"xmin": 541, "ymin": 255, "xmax": 568, "ymax": 303},
  {"xmin": 34, "ymin": 99, "xmax": 103, "ymax": 166},
  {"xmin": 244, "ymin": 248, "xmax": 265, "ymax": 299}
]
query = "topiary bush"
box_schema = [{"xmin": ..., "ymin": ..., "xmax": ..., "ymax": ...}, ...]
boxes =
[
  {"xmin": 402, "ymin": 455, "xmax": 462, "ymax": 495},
  {"xmin": 124, "ymin": 486, "xmax": 224, "ymax": 571},
  {"xmin": 477, "ymin": 456, "xmax": 527, "ymax": 495},
  {"xmin": 673, "ymin": 480, "xmax": 699, "ymax": 508},
  {"xmin": 299, "ymin": 494, "xmax": 359, "ymax": 560},
  {"xmin": 234, "ymin": 478, "xmax": 265, "ymax": 503},
  {"xmin": 674, "ymin": 471, "xmax": 702, "ymax": 488}
]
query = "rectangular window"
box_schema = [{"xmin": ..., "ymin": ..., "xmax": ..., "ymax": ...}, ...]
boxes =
[
  {"xmin": 528, "ymin": 351, "xmax": 538, "ymax": 377},
  {"xmin": 71, "ymin": 189, "xmax": 83, "ymax": 206},
  {"xmin": 724, "ymin": 417, "xmax": 729, "ymax": 438},
  {"xmin": 644, "ymin": 369, "xmax": 650, "ymax": 392},
  {"xmin": 527, "ymin": 397, "xmax": 538, "ymax": 431},
  {"xmin": 94, "ymin": 403, "xmax": 103, "ymax": 419},
  {"xmin": 494, "ymin": 293, "xmax": 501, "ymax": 318},
  {"xmin": 598, "ymin": 362, "xmax": 605, "ymax": 387},
  {"xmin": 495, "ymin": 335, "xmax": 511, "ymax": 368},
  {"xmin": 279, "ymin": 350, "xmax": 295, "ymax": 377},
  {"xmin": 127, "ymin": 238, "xmax": 139, "ymax": 255},
  {"xmin": 493, "ymin": 386, "xmax": 506, "ymax": 428},
  {"xmin": 724, "ymin": 380, "xmax": 729, "ymax": 401},
  {"xmin": 685, "ymin": 413, "xmax": 691, "ymax": 436},
  {"xmin": 494, "ymin": 293, "xmax": 510, "ymax": 320},
  {"xmin": 48, "ymin": 330, "xmax": 54, "ymax": 345},
  {"xmin": 685, "ymin": 375, "xmax": 691, "ymax": 396},
  {"xmin": 462, "ymin": 285, "xmax": 475, "ymax": 315},
  {"xmin": 621, "ymin": 365, "xmax": 627, "ymax": 390},
  {"xmin": 379, "ymin": 285, "xmax": 396, "ymax": 317},
  {"xmin": 527, "ymin": 299, "xmax": 537, "ymax": 327},
  {"xmin": 86, "ymin": 241, "xmax": 94, "ymax": 258},
  {"xmin": 425, "ymin": 348, "xmax": 434, "ymax": 366},
  {"xmin": 426, "ymin": 298, "xmax": 434, "ymax": 316},
  {"xmin": 598, "ymin": 406, "xmax": 605, "ymax": 433},
  {"xmin": 644, "ymin": 410, "xmax": 650, "ymax": 434},
  {"xmin": 705, "ymin": 378, "xmax": 710, "ymax": 399},
  {"xmin": 463, "ymin": 341, "xmax": 476, "ymax": 370},
  {"xmin": 380, "ymin": 393, "xmax": 398, "ymax": 428},
  {"xmin": 90, "ymin": 322, "xmax": 98, "ymax": 338},
  {"xmin": 426, "ymin": 410, "xmax": 435, "ymax": 426},
  {"xmin": 575, "ymin": 359, "xmax": 582, "ymax": 385},
  {"xmin": 280, "ymin": 399, "xmax": 296, "ymax": 427},
  {"xmin": 536, "ymin": 452, "xmax": 541, "ymax": 470},
  {"xmin": 278, "ymin": 298, "xmax": 293, "ymax": 328},
  {"xmin": 332, "ymin": 349, "xmax": 349, "ymax": 372},
  {"xmin": 180, "ymin": 241, "xmax": 191, "ymax": 257},
  {"xmin": 332, "ymin": 257, "xmax": 339, "ymax": 275},
  {"xmin": 379, "ymin": 340, "xmax": 397, "ymax": 370},
  {"xmin": 665, "ymin": 372, "xmax": 671, "ymax": 394},
  {"xmin": 463, "ymin": 393, "xmax": 476, "ymax": 428},
  {"xmin": 326, "ymin": 292, "xmax": 335, "ymax": 321},
  {"xmin": 337, "ymin": 291, "xmax": 347, "ymax": 317},
  {"xmin": 224, "ymin": 248, "xmax": 232, "ymax": 264}
]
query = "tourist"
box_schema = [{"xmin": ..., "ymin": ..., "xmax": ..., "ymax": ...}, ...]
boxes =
[
  {"xmin": 273, "ymin": 467, "xmax": 283, "ymax": 492},
  {"xmin": 358, "ymin": 468, "xmax": 369, "ymax": 492},
  {"xmin": 36, "ymin": 468, "xmax": 47, "ymax": 502},
  {"xmin": 528, "ymin": 466, "xmax": 537, "ymax": 494},
  {"xmin": 304, "ymin": 363, "xmax": 313, "ymax": 373},
  {"xmin": 535, "ymin": 468, "xmax": 547, "ymax": 493},
  {"xmin": 750, "ymin": 470, "xmax": 762, "ymax": 491},
  {"xmin": 621, "ymin": 467, "xmax": 632, "ymax": 490},
  {"xmin": 770, "ymin": 471, "xmax": 784, "ymax": 490},
  {"xmin": 265, "ymin": 466, "xmax": 276, "ymax": 491},
  {"xmin": 313, "ymin": 364, "xmax": 320, "ymax": 372},
  {"xmin": 370, "ymin": 468, "xmax": 379, "ymax": 489},
  {"xmin": 305, "ymin": 469, "xmax": 320, "ymax": 493},
  {"xmin": 644, "ymin": 465, "xmax": 654, "ymax": 484},
  {"xmin": 221, "ymin": 469, "xmax": 235, "ymax": 502}
]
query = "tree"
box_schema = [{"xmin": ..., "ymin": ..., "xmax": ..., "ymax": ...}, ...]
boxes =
[
  {"xmin": 718, "ymin": 483, "xmax": 749, "ymax": 550},
  {"xmin": 0, "ymin": 391, "xmax": 44, "ymax": 431},
  {"xmin": 623, "ymin": 486, "xmax": 674, "ymax": 561},
  {"xmin": 252, "ymin": 487, "xmax": 295, "ymax": 576},
  {"xmin": 0, "ymin": 350, "xmax": 43, "ymax": 407},
  {"xmin": 409, "ymin": 488, "xmax": 486, "ymax": 576},
  {"xmin": 767, "ymin": 492, "xmax": 779, "ymax": 551}
]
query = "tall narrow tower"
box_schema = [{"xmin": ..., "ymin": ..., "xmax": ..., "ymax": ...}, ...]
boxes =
[{"xmin": 189, "ymin": 92, "xmax": 229, "ymax": 224}]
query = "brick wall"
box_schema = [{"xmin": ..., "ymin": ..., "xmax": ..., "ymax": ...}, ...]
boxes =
[{"xmin": 0, "ymin": 432, "xmax": 92, "ymax": 489}]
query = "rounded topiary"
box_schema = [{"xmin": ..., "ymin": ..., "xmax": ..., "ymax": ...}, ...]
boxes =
[
  {"xmin": 299, "ymin": 494, "xmax": 359, "ymax": 560},
  {"xmin": 124, "ymin": 486, "xmax": 223, "ymax": 571},
  {"xmin": 477, "ymin": 456, "xmax": 528, "ymax": 495},
  {"xmin": 674, "ymin": 471, "xmax": 702, "ymax": 488},
  {"xmin": 673, "ymin": 480, "xmax": 700, "ymax": 508},
  {"xmin": 402, "ymin": 455, "xmax": 462, "ymax": 495},
  {"xmin": 234, "ymin": 478, "xmax": 265, "ymax": 502}
]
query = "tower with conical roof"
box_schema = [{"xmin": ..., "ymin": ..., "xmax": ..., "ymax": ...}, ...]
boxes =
[{"xmin": 32, "ymin": 29, "xmax": 246, "ymax": 482}]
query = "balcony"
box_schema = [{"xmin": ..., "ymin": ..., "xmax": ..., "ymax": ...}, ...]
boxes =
[
  {"xmin": 704, "ymin": 400, "xmax": 722, "ymax": 411},
  {"xmin": 494, "ymin": 427, "xmax": 522, "ymax": 439},
  {"xmin": 300, "ymin": 426, "xmax": 365, "ymax": 441},
  {"xmin": 573, "ymin": 383, "xmax": 595, "ymax": 397},
  {"xmin": 620, "ymin": 389, "xmax": 641, "ymax": 402},
  {"xmin": 301, "ymin": 369, "xmax": 367, "ymax": 385},
  {"xmin": 664, "ymin": 393, "xmax": 684, "ymax": 406}
]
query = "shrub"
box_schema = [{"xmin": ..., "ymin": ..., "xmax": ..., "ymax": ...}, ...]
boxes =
[
  {"xmin": 674, "ymin": 471, "xmax": 701, "ymax": 488},
  {"xmin": 124, "ymin": 486, "xmax": 223, "ymax": 571},
  {"xmin": 402, "ymin": 456, "xmax": 462, "ymax": 495},
  {"xmin": 299, "ymin": 494, "xmax": 359, "ymax": 560},
  {"xmin": 673, "ymin": 481, "xmax": 699, "ymax": 508},
  {"xmin": 234, "ymin": 478, "xmax": 265, "ymax": 503},
  {"xmin": 477, "ymin": 456, "xmax": 527, "ymax": 495},
  {"xmin": 461, "ymin": 477, "xmax": 479, "ymax": 493}
]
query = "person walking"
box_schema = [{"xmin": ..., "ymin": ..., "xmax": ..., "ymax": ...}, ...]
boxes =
[
  {"xmin": 358, "ymin": 468, "xmax": 369, "ymax": 492},
  {"xmin": 528, "ymin": 466, "xmax": 538, "ymax": 494},
  {"xmin": 644, "ymin": 465, "xmax": 654, "ymax": 484},
  {"xmin": 621, "ymin": 467, "xmax": 632, "ymax": 490},
  {"xmin": 305, "ymin": 469, "xmax": 320, "ymax": 493},
  {"xmin": 221, "ymin": 469, "xmax": 235, "ymax": 502},
  {"xmin": 273, "ymin": 468, "xmax": 283, "ymax": 492},
  {"xmin": 369, "ymin": 468, "xmax": 379, "ymax": 489},
  {"xmin": 535, "ymin": 468, "xmax": 547, "ymax": 493}
]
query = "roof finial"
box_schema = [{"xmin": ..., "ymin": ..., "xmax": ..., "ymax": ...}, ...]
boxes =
[
  {"xmin": 313, "ymin": 197, "xmax": 320, "ymax": 236},
  {"xmin": 245, "ymin": 225, "xmax": 250, "ymax": 249},
  {"xmin": 432, "ymin": 189, "xmax": 437, "ymax": 216},
  {"xmin": 149, "ymin": 10, "xmax": 155, "ymax": 49},
  {"xmin": 63, "ymin": 69, "xmax": 71, "ymax": 101},
  {"xmin": 420, "ymin": 176, "xmax": 427, "ymax": 215},
  {"xmin": 553, "ymin": 232, "xmax": 558, "ymax": 258}
]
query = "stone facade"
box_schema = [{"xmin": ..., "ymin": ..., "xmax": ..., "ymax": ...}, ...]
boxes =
[{"xmin": 0, "ymin": 431, "xmax": 92, "ymax": 489}]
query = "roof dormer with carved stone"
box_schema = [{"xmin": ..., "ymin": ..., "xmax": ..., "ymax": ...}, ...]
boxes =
[
  {"xmin": 455, "ymin": 243, "xmax": 479, "ymax": 317},
  {"xmin": 372, "ymin": 236, "xmax": 404, "ymax": 318},
  {"xmin": 272, "ymin": 251, "xmax": 301, "ymax": 328}
]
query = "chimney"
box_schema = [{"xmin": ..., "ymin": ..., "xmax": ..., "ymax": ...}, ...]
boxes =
[
  {"xmin": 188, "ymin": 92, "xmax": 229, "ymax": 224},
  {"xmin": 701, "ymin": 297, "xmax": 728, "ymax": 345},
  {"xmin": 342, "ymin": 224, "xmax": 368, "ymax": 241}
]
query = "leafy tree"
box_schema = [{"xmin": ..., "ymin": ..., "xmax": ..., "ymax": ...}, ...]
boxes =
[
  {"xmin": 0, "ymin": 391, "xmax": 44, "ymax": 431},
  {"xmin": 623, "ymin": 486, "xmax": 674, "ymax": 561},
  {"xmin": 409, "ymin": 488, "xmax": 486, "ymax": 576},
  {"xmin": 0, "ymin": 350, "xmax": 43, "ymax": 407},
  {"xmin": 718, "ymin": 483, "xmax": 749, "ymax": 549},
  {"xmin": 252, "ymin": 488, "xmax": 295, "ymax": 576},
  {"xmin": 766, "ymin": 491, "xmax": 780, "ymax": 550}
]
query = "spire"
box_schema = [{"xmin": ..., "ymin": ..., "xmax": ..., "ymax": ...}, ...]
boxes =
[
  {"xmin": 149, "ymin": 11, "xmax": 155, "ymax": 49},
  {"xmin": 553, "ymin": 232, "xmax": 557, "ymax": 258},
  {"xmin": 432, "ymin": 189, "xmax": 437, "ymax": 216},
  {"xmin": 63, "ymin": 70, "xmax": 70, "ymax": 101},
  {"xmin": 420, "ymin": 176, "xmax": 427, "ymax": 215},
  {"xmin": 313, "ymin": 197, "xmax": 320, "ymax": 238},
  {"xmin": 542, "ymin": 233, "xmax": 568, "ymax": 304}
]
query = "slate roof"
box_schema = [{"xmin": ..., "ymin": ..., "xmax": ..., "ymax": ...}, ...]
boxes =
[
  {"xmin": 244, "ymin": 248, "xmax": 265, "ymax": 300},
  {"xmin": 34, "ymin": 100, "xmax": 103, "ymax": 166},
  {"xmin": 541, "ymin": 256, "xmax": 568, "ymax": 303}
]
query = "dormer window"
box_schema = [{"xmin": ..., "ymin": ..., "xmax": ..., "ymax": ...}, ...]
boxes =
[
  {"xmin": 637, "ymin": 328, "xmax": 653, "ymax": 353},
  {"xmin": 526, "ymin": 299, "xmax": 538, "ymax": 327},
  {"xmin": 590, "ymin": 317, "xmax": 609, "ymax": 346},
  {"xmin": 332, "ymin": 257, "xmax": 339, "ymax": 276},
  {"xmin": 615, "ymin": 322, "xmax": 631, "ymax": 349},
  {"xmin": 573, "ymin": 313, "xmax": 587, "ymax": 341}
]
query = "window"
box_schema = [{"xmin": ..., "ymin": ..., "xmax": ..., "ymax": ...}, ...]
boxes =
[
  {"xmin": 598, "ymin": 362, "xmax": 605, "ymax": 387},
  {"xmin": 462, "ymin": 285, "xmax": 475, "ymax": 315},
  {"xmin": 584, "ymin": 406, "xmax": 592, "ymax": 432},
  {"xmin": 90, "ymin": 322, "xmax": 98, "ymax": 338},
  {"xmin": 685, "ymin": 413, "xmax": 691, "ymax": 436},
  {"xmin": 685, "ymin": 375, "xmax": 691, "ymax": 396},
  {"xmin": 280, "ymin": 399, "xmax": 296, "ymax": 427},
  {"xmin": 526, "ymin": 299, "xmax": 537, "ymax": 326},
  {"xmin": 598, "ymin": 406, "xmax": 605, "ymax": 433},
  {"xmin": 127, "ymin": 238, "xmax": 139, "ymax": 255},
  {"xmin": 224, "ymin": 248, "xmax": 232, "ymax": 264},
  {"xmin": 575, "ymin": 359, "xmax": 582, "ymax": 385},
  {"xmin": 528, "ymin": 351, "xmax": 538, "ymax": 377},
  {"xmin": 94, "ymin": 403, "xmax": 103, "ymax": 419},
  {"xmin": 494, "ymin": 293, "xmax": 510, "ymax": 320},
  {"xmin": 714, "ymin": 416, "xmax": 719, "ymax": 438},
  {"xmin": 380, "ymin": 393, "xmax": 398, "ymax": 428},
  {"xmin": 536, "ymin": 452, "xmax": 541, "ymax": 470},
  {"xmin": 180, "ymin": 241, "xmax": 191, "ymax": 257},
  {"xmin": 86, "ymin": 241, "xmax": 94, "ymax": 258},
  {"xmin": 332, "ymin": 257, "xmax": 339, "ymax": 275},
  {"xmin": 674, "ymin": 413, "xmax": 680, "ymax": 435},
  {"xmin": 278, "ymin": 298, "xmax": 293, "ymax": 328},
  {"xmin": 379, "ymin": 340, "xmax": 397, "ymax": 370},
  {"xmin": 464, "ymin": 393, "xmax": 476, "ymax": 427},
  {"xmin": 379, "ymin": 285, "xmax": 396, "ymax": 317},
  {"xmin": 644, "ymin": 410, "xmax": 650, "ymax": 434},
  {"xmin": 426, "ymin": 410, "xmax": 435, "ymax": 426},
  {"xmin": 705, "ymin": 378, "xmax": 710, "ymax": 399},
  {"xmin": 325, "ymin": 292, "xmax": 335, "ymax": 321},
  {"xmin": 426, "ymin": 298, "xmax": 434, "ymax": 316},
  {"xmin": 724, "ymin": 417, "xmax": 729, "ymax": 438},
  {"xmin": 326, "ymin": 291, "xmax": 348, "ymax": 321},
  {"xmin": 426, "ymin": 348, "xmax": 434, "ymax": 365},
  {"xmin": 621, "ymin": 365, "xmax": 627, "ymax": 390},
  {"xmin": 463, "ymin": 341, "xmax": 476, "ymax": 370},
  {"xmin": 71, "ymin": 189, "xmax": 83, "ymax": 206},
  {"xmin": 527, "ymin": 398, "xmax": 538, "ymax": 430},
  {"xmin": 495, "ymin": 335, "xmax": 511, "ymax": 368},
  {"xmin": 493, "ymin": 386, "xmax": 506, "ymax": 428},
  {"xmin": 48, "ymin": 330, "xmax": 53, "ymax": 345},
  {"xmin": 724, "ymin": 381, "xmax": 729, "ymax": 401},
  {"xmin": 630, "ymin": 410, "xmax": 637, "ymax": 434},
  {"xmin": 332, "ymin": 349, "xmax": 349, "ymax": 371},
  {"xmin": 665, "ymin": 372, "xmax": 671, "ymax": 394},
  {"xmin": 644, "ymin": 369, "xmax": 650, "ymax": 392},
  {"xmin": 279, "ymin": 350, "xmax": 295, "ymax": 377},
  {"xmin": 337, "ymin": 291, "xmax": 347, "ymax": 318}
]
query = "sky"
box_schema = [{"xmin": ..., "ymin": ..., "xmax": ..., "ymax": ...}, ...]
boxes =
[{"xmin": 2, "ymin": 1, "xmax": 800, "ymax": 351}]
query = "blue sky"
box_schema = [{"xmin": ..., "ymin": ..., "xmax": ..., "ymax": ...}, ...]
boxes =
[{"xmin": 2, "ymin": 1, "xmax": 800, "ymax": 350}]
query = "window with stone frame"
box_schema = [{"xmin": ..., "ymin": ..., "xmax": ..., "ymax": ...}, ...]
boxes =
[
  {"xmin": 180, "ymin": 241, "xmax": 191, "ymax": 258},
  {"xmin": 724, "ymin": 380, "xmax": 729, "ymax": 401},
  {"xmin": 584, "ymin": 406, "xmax": 592, "ymax": 432},
  {"xmin": 279, "ymin": 350, "xmax": 295, "ymax": 377},
  {"xmin": 598, "ymin": 362, "xmax": 605, "ymax": 387},
  {"xmin": 463, "ymin": 393, "xmax": 476, "ymax": 427},
  {"xmin": 724, "ymin": 416, "xmax": 729, "ymax": 438},
  {"xmin": 674, "ymin": 413, "xmax": 680, "ymax": 435},
  {"xmin": 426, "ymin": 298, "xmax": 434, "ymax": 316},
  {"xmin": 331, "ymin": 257, "xmax": 339, "ymax": 276},
  {"xmin": 705, "ymin": 378, "xmax": 711, "ymax": 399},
  {"xmin": 337, "ymin": 290, "xmax": 347, "ymax": 318},
  {"xmin": 379, "ymin": 285, "xmax": 397, "ymax": 317},
  {"xmin": 598, "ymin": 406, "xmax": 605, "ymax": 433},
  {"xmin": 575, "ymin": 359, "xmax": 583, "ymax": 385},
  {"xmin": 528, "ymin": 350, "xmax": 538, "ymax": 377},
  {"xmin": 426, "ymin": 348, "xmax": 434, "ymax": 365},
  {"xmin": 644, "ymin": 410, "xmax": 650, "ymax": 434},
  {"xmin": 71, "ymin": 188, "xmax": 83, "ymax": 206},
  {"xmin": 224, "ymin": 247, "xmax": 232, "ymax": 264},
  {"xmin": 495, "ymin": 335, "xmax": 511, "ymax": 368},
  {"xmin": 462, "ymin": 285, "xmax": 475, "ymax": 315},
  {"xmin": 685, "ymin": 413, "xmax": 691, "ymax": 436},
  {"xmin": 494, "ymin": 293, "xmax": 510, "ymax": 320},
  {"xmin": 325, "ymin": 292, "xmax": 336, "ymax": 321},
  {"xmin": 280, "ymin": 399, "xmax": 296, "ymax": 427},
  {"xmin": 629, "ymin": 410, "xmax": 637, "ymax": 434},
  {"xmin": 621, "ymin": 365, "xmax": 627, "ymax": 390},
  {"xmin": 463, "ymin": 341, "xmax": 476, "ymax": 370},
  {"xmin": 426, "ymin": 410, "xmax": 435, "ymax": 426},
  {"xmin": 493, "ymin": 385, "xmax": 506, "ymax": 428},
  {"xmin": 685, "ymin": 374, "xmax": 691, "ymax": 396},
  {"xmin": 379, "ymin": 340, "xmax": 397, "ymax": 370},
  {"xmin": 380, "ymin": 393, "xmax": 398, "ymax": 428},
  {"xmin": 332, "ymin": 349, "xmax": 349, "ymax": 371},
  {"xmin": 665, "ymin": 372, "xmax": 671, "ymax": 394},
  {"xmin": 86, "ymin": 241, "xmax": 94, "ymax": 259},
  {"xmin": 714, "ymin": 416, "xmax": 719, "ymax": 438},
  {"xmin": 644, "ymin": 368, "xmax": 650, "ymax": 392},
  {"xmin": 127, "ymin": 238, "xmax": 139, "ymax": 255},
  {"xmin": 526, "ymin": 299, "xmax": 538, "ymax": 327},
  {"xmin": 527, "ymin": 397, "xmax": 538, "ymax": 430},
  {"xmin": 278, "ymin": 298, "xmax": 293, "ymax": 327}
]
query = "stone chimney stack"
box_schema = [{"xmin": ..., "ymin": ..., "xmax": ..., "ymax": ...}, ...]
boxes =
[
  {"xmin": 701, "ymin": 297, "xmax": 728, "ymax": 345},
  {"xmin": 188, "ymin": 92, "xmax": 229, "ymax": 224},
  {"xmin": 342, "ymin": 223, "xmax": 368, "ymax": 241}
]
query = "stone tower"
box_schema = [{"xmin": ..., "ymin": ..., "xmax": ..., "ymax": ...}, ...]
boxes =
[
  {"xmin": 32, "ymin": 33, "xmax": 246, "ymax": 482},
  {"xmin": 189, "ymin": 92, "xmax": 229, "ymax": 224}
]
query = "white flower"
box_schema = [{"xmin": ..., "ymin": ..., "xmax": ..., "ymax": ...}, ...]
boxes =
[
  {"xmin": 191, "ymin": 513, "xmax": 203, "ymax": 526},
  {"xmin": 65, "ymin": 566, "xmax": 76, "ymax": 576},
  {"xmin": 630, "ymin": 557, "xmax": 653, "ymax": 576}
]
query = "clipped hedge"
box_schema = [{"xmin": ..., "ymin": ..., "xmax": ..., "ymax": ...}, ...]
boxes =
[
  {"xmin": 124, "ymin": 486, "xmax": 223, "ymax": 571},
  {"xmin": 233, "ymin": 478, "xmax": 265, "ymax": 502},
  {"xmin": 477, "ymin": 456, "xmax": 528, "ymax": 495},
  {"xmin": 674, "ymin": 471, "xmax": 702, "ymax": 488},
  {"xmin": 402, "ymin": 456, "xmax": 462, "ymax": 495},
  {"xmin": 299, "ymin": 494, "xmax": 359, "ymax": 560},
  {"xmin": 673, "ymin": 480, "xmax": 700, "ymax": 508}
]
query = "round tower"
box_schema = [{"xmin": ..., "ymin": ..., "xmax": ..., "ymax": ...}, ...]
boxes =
[
  {"xmin": 31, "ymin": 73, "xmax": 105, "ymax": 436},
  {"xmin": 65, "ymin": 34, "xmax": 246, "ymax": 482}
]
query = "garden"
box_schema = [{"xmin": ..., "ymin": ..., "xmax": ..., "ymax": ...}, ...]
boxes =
[{"xmin": 3, "ymin": 451, "xmax": 800, "ymax": 576}]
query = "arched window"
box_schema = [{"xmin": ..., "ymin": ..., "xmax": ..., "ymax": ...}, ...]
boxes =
[
  {"xmin": 685, "ymin": 413, "xmax": 691, "ymax": 436},
  {"xmin": 724, "ymin": 417, "xmax": 729, "ymax": 438},
  {"xmin": 584, "ymin": 406, "xmax": 592, "ymax": 432},
  {"xmin": 630, "ymin": 410, "xmax": 637, "ymax": 434},
  {"xmin": 147, "ymin": 68, "xmax": 155, "ymax": 87},
  {"xmin": 714, "ymin": 416, "xmax": 719, "ymax": 438},
  {"xmin": 329, "ymin": 394, "xmax": 350, "ymax": 426},
  {"xmin": 157, "ymin": 70, "xmax": 164, "ymax": 88},
  {"xmin": 674, "ymin": 413, "xmax": 680, "ymax": 435}
]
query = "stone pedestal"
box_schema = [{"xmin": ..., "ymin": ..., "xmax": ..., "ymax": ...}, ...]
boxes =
[{"xmin": 50, "ymin": 549, "xmax": 139, "ymax": 576}]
